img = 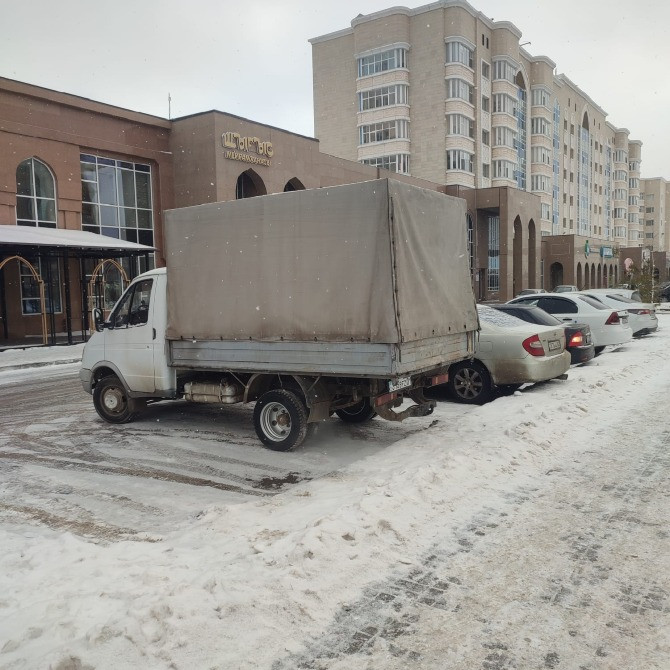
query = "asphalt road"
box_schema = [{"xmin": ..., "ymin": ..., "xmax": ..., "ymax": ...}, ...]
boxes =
[{"xmin": 0, "ymin": 365, "xmax": 429, "ymax": 540}]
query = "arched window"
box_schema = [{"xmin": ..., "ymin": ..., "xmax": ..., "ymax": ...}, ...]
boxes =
[
  {"xmin": 16, "ymin": 158, "xmax": 57, "ymax": 228},
  {"xmin": 235, "ymin": 169, "xmax": 267, "ymax": 199},
  {"xmin": 284, "ymin": 178, "xmax": 305, "ymax": 192}
]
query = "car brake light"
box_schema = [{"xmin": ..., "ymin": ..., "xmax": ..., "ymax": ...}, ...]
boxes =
[
  {"xmin": 522, "ymin": 334, "xmax": 545, "ymax": 356},
  {"xmin": 628, "ymin": 308, "xmax": 649, "ymax": 315},
  {"xmin": 605, "ymin": 311, "xmax": 620, "ymax": 325},
  {"xmin": 568, "ymin": 332, "xmax": 583, "ymax": 346}
]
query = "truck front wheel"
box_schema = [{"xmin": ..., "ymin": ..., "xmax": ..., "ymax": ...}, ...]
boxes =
[
  {"xmin": 93, "ymin": 375, "xmax": 139, "ymax": 424},
  {"xmin": 253, "ymin": 389, "xmax": 308, "ymax": 451}
]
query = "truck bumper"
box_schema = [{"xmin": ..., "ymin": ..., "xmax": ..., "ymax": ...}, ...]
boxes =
[{"xmin": 79, "ymin": 367, "xmax": 93, "ymax": 394}]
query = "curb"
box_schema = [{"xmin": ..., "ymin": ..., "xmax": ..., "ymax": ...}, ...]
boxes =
[{"xmin": 0, "ymin": 358, "xmax": 82, "ymax": 373}]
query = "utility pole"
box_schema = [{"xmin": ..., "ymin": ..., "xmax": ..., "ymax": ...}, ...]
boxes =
[{"xmin": 168, "ymin": 93, "xmax": 172, "ymax": 120}]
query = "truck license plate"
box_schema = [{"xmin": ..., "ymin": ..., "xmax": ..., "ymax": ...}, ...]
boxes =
[
  {"xmin": 388, "ymin": 376, "xmax": 412, "ymax": 392},
  {"xmin": 548, "ymin": 339, "xmax": 561, "ymax": 351}
]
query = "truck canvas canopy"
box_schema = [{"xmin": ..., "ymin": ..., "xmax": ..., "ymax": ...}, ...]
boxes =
[{"xmin": 164, "ymin": 179, "xmax": 477, "ymax": 344}]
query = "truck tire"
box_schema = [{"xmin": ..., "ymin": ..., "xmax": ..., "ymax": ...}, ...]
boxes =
[
  {"xmin": 335, "ymin": 399, "xmax": 376, "ymax": 423},
  {"xmin": 448, "ymin": 360, "xmax": 493, "ymax": 404},
  {"xmin": 253, "ymin": 389, "xmax": 308, "ymax": 451},
  {"xmin": 93, "ymin": 375, "xmax": 139, "ymax": 424}
]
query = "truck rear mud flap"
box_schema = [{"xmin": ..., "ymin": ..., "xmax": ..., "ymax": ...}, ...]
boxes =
[{"xmin": 374, "ymin": 389, "xmax": 436, "ymax": 422}]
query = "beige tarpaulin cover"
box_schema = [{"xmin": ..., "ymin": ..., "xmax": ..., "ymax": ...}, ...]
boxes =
[{"xmin": 165, "ymin": 179, "xmax": 478, "ymax": 344}]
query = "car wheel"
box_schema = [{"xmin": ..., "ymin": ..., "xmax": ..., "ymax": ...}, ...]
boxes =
[
  {"xmin": 594, "ymin": 346, "xmax": 605, "ymax": 356},
  {"xmin": 93, "ymin": 375, "xmax": 139, "ymax": 424},
  {"xmin": 335, "ymin": 399, "xmax": 376, "ymax": 423},
  {"xmin": 448, "ymin": 361, "xmax": 493, "ymax": 404},
  {"xmin": 253, "ymin": 389, "xmax": 308, "ymax": 451}
]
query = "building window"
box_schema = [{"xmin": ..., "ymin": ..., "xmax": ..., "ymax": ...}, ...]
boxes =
[
  {"xmin": 493, "ymin": 160, "xmax": 515, "ymax": 179},
  {"xmin": 541, "ymin": 202, "xmax": 551, "ymax": 220},
  {"xmin": 531, "ymin": 87, "xmax": 550, "ymax": 108},
  {"xmin": 493, "ymin": 59, "xmax": 517, "ymax": 83},
  {"xmin": 531, "ymin": 175, "xmax": 551, "ymax": 193},
  {"xmin": 614, "ymin": 170, "xmax": 627, "ymax": 182},
  {"xmin": 446, "ymin": 150, "xmax": 474, "ymax": 173},
  {"xmin": 482, "ymin": 163, "xmax": 490, "ymax": 178},
  {"xmin": 359, "ymin": 120, "xmax": 409, "ymax": 144},
  {"xmin": 481, "ymin": 61, "xmax": 490, "ymax": 79},
  {"xmin": 359, "ymin": 84, "xmax": 409, "ymax": 111},
  {"xmin": 358, "ymin": 47, "xmax": 408, "ymax": 77},
  {"xmin": 613, "ymin": 208, "xmax": 627, "ymax": 219},
  {"xmin": 628, "ymin": 195, "xmax": 638, "ymax": 206},
  {"xmin": 446, "ymin": 78, "xmax": 473, "ymax": 104},
  {"xmin": 613, "ymin": 188, "xmax": 626, "ymax": 200},
  {"xmin": 614, "ymin": 149, "xmax": 627, "ymax": 163},
  {"xmin": 482, "ymin": 129, "xmax": 490, "ymax": 146},
  {"xmin": 628, "ymin": 212, "xmax": 638, "ymax": 223},
  {"xmin": 488, "ymin": 216, "xmax": 500, "ymax": 292},
  {"xmin": 16, "ymin": 158, "xmax": 57, "ymax": 228},
  {"xmin": 494, "ymin": 126, "xmax": 516, "ymax": 148},
  {"xmin": 645, "ymin": 232, "xmax": 654, "ymax": 239},
  {"xmin": 646, "ymin": 206, "xmax": 655, "ymax": 213},
  {"xmin": 361, "ymin": 153, "xmax": 410, "ymax": 175},
  {"xmin": 80, "ymin": 154, "xmax": 154, "ymax": 272},
  {"xmin": 445, "ymin": 40, "xmax": 473, "ymax": 68},
  {"xmin": 447, "ymin": 114, "xmax": 474, "ymax": 138},
  {"xmin": 20, "ymin": 256, "xmax": 61, "ymax": 315},
  {"xmin": 531, "ymin": 146, "xmax": 551, "ymax": 165},
  {"xmin": 530, "ymin": 117, "xmax": 551, "ymax": 137},
  {"xmin": 482, "ymin": 95, "xmax": 490, "ymax": 112},
  {"xmin": 629, "ymin": 177, "xmax": 639, "ymax": 189},
  {"xmin": 629, "ymin": 160, "xmax": 640, "ymax": 171},
  {"xmin": 493, "ymin": 93, "xmax": 516, "ymax": 115},
  {"xmin": 467, "ymin": 214, "xmax": 474, "ymax": 271}
]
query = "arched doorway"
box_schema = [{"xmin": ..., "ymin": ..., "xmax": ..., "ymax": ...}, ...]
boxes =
[
  {"xmin": 597, "ymin": 263, "xmax": 602, "ymax": 288},
  {"xmin": 550, "ymin": 262, "xmax": 563, "ymax": 290},
  {"xmin": 235, "ymin": 169, "xmax": 267, "ymax": 199},
  {"xmin": 590, "ymin": 263, "xmax": 596, "ymax": 288},
  {"xmin": 284, "ymin": 178, "xmax": 305, "ymax": 192},
  {"xmin": 528, "ymin": 219, "xmax": 537, "ymax": 288},
  {"xmin": 513, "ymin": 217, "xmax": 522, "ymax": 297},
  {"xmin": 576, "ymin": 262, "xmax": 582, "ymax": 289}
]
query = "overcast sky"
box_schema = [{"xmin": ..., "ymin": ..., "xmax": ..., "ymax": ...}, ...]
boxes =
[{"xmin": 3, "ymin": 0, "xmax": 669, "ymax": 177}]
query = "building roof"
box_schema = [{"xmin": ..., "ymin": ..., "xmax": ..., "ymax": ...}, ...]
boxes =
[{"xmin": 0, "ymin": 225, "xmax": 155, "ymax": 254}]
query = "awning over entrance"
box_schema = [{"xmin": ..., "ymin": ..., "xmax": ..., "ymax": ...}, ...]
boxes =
[
  {"xmin": 0, "ymin": 225, "xmax": 155, "ymax": 254},
  {"xmin": 0, "ymin": 226, "xmax": 155, "ymax": 348}
]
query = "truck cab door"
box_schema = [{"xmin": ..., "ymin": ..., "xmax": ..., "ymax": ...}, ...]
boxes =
[{"xmin": 105, "ymin": 277, "xmax": 156, "ymax": 392}]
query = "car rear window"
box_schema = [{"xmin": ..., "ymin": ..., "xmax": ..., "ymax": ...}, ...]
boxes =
[
  {"xmin": 498, "ymin": 306, "xmax": 562, "ymax": 326},
  {"xmin": 605, "ymin": 294, "xmax": 636, "ymax": 304},
  {"xmin": 576, "ymin": 295, "xmax": 608, "ymax": 310},
  {"xmin": 537, "ymin": 296, "xmax": 578, "ymax": 314},
  {"xmin": 477, "ymin": 305, "xmax": 527, "ymax": 327}
]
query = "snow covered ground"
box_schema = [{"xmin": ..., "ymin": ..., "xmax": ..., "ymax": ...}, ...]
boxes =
[{"xmin": 1, "ymin": 321, "xmax": 669, "ymax": 669}]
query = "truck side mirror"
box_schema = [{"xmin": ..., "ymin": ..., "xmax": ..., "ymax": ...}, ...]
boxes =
[{"xmin": 93, "ymin": 307, "xmax": 105, "ymax": 332}]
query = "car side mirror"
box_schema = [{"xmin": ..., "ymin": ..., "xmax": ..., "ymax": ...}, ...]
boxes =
[{"xmin": 93, "ymin": 307, "xmax": 105, "ymax": 332}]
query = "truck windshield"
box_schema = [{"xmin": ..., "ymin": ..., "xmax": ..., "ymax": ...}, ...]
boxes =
[{"xmin": 111, "ymin": 278, "xmax": 153, "ymax": 328}]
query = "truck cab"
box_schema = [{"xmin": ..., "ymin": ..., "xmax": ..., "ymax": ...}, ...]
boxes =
[{"xmin": 80, "ymin": 268, "xmax": 174, "ymax": 417}]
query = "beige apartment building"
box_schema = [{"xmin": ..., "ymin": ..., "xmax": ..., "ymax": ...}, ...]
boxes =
[
  {"xmin": 640, "ymin": 177, "xmax": 669, "ymax": 254},
  {"xmin": 310, "ymin": 0, "xmax": 651, "ymax": 291}
]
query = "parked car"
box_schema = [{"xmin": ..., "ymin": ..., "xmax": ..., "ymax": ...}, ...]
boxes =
[
  {"xmin": 605, "ymin": 287, "xmax": 643, "ymax": 302},
  {"xmin": 492, "ymin": 303, "xmax": 595, "ymax": 365},
  {"xmin": 516, "ymin": 288, "xmax": 547, "ymax": 297},
  {"xmin": 658, "ymin": 282, "xmax": 670, "ymax": 302},
  {"xmin": 577, "ymin": 291, "xmax": 658, "ymax": 337},
  {"xmin": 444, "ymin": 304, "xmax": 571, "ymax": 404},
  {"xmin": 507, "ymin": 293, "xmax": 633, "ymax": 354},
  {"xmin": 554, "ymin": 285, "xmax": 579, "ymax": 293}
]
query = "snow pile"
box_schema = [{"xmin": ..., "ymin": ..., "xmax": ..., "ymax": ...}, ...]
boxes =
[{"xmin": 0, "ymin": 318, "xmax": 668, "ymax": 668}]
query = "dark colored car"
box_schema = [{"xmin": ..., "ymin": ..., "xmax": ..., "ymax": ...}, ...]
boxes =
[{"xmin": 492, "ymin": 303, "xmax": 595, "ymax": 365}]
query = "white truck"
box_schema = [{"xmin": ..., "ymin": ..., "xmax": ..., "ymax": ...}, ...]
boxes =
[{"xmin": 80, "ymin": 179, "xmax": 479, "ymax": 450}]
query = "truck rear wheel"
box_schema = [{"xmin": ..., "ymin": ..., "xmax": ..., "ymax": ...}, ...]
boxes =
[
  {"xmin": 253, "ymin": 389, "xmax": 308, "ymax": 451},
  {"xmin": 93, "ymin": 375, "xmax": 138, "ymax": 424},
  {"xmin": 335, "ymin": 399, "xmax": 376, "ymax": 423}
]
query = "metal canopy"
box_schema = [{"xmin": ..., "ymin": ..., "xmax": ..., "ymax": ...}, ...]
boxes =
[{"xmin": 0, "ymin": 225, "xmax": 155, "ymax": 256}]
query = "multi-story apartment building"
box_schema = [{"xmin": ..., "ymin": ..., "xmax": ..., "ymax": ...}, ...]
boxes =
[
  {"xmin": 639, "ymin": 177, "xmax": 669, "ymax": 254},
  {"xmin": 310, "ymin": 0, "xmax": 648, "ymax": 294}
]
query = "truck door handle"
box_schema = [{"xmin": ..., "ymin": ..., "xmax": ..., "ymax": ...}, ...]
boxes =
[{"xmin": 153, "ymin": 328, "xmax": 156, "ymax": 340}]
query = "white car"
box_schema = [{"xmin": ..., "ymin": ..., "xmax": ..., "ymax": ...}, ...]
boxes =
[
  {"xmin": 508, "ymin": 293, "xmax": 633, "ymax": 354},
  {"xmin": 446, "ymin": 304, "xmax": 571, "ymax": 404},
  {"xmin": 577, "ymin": 291, "xmax": 658, "ymax": 337}
]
